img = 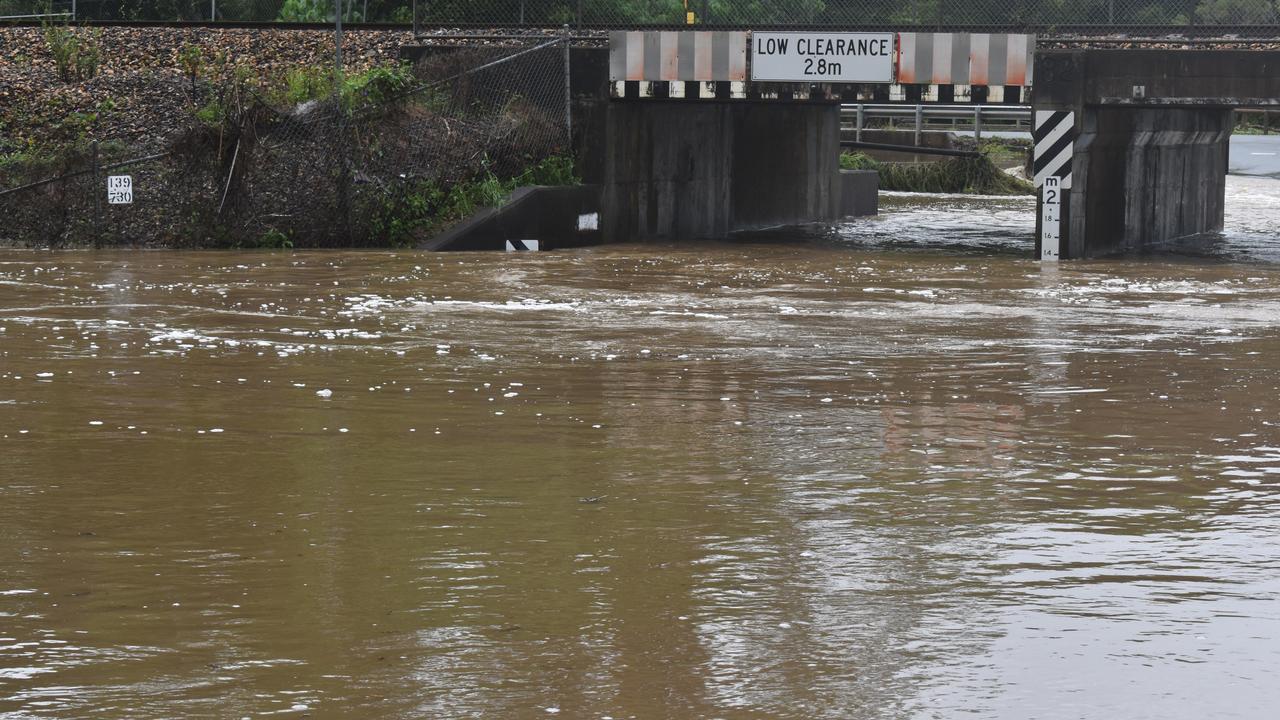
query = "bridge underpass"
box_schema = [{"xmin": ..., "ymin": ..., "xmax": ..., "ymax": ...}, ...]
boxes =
[
  {"xmin": 572, "ymin": 31, "xmax": 1038, "ymax": 246},
  {"xmin": 563, "ymin": 31, "xmax": 1280, "ymax": 260}
]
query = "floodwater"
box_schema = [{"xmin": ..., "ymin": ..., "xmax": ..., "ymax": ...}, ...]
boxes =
[{"xmin": 4, "ymin": 176, "xmax": 1280, "ymax": 720}]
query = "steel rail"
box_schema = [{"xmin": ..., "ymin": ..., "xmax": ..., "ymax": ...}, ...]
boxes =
[{"xmin": 5, "ymin": 19, "xmax": 1280, "ymax": 39}]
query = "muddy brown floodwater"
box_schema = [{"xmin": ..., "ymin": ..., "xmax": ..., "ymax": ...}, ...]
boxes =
[{"xmin": 4, "ymin": 175, "xmax": 1280, "ymax": 719}]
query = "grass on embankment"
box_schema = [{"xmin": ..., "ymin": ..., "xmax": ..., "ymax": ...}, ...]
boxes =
[{"xmin": 841, "ymin": 151, "xmax": 1034, "ymax": 196}]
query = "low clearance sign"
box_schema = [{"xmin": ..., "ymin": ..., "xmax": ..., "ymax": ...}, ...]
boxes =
[{"xmin": 751, "ymin": 32, "xmax": 895, "ymax": 83}]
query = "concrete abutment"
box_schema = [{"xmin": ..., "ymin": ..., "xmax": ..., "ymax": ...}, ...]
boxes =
[
  {"xmin": 579, "ymin": 100, "xmax": 859, "ymax": 243},
  {"xmin": 1066, "ymin": 106, "xmax": 1231, "ymax": 258}
]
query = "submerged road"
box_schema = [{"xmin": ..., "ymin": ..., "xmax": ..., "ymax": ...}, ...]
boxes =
[
  {"xmin": 3, "ymin": 152, "xmax": 1280, "ymax": 720},
  {"xmin": 1230, "ymin": 134, "xmax": 1280, "ymax": 177}
]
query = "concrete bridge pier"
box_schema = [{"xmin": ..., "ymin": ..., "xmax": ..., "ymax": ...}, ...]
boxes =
[
  {"xmin": 1035, "ymin": 50, "xmax": 1280, "ymax": 259},
  {"xmin": 1062, "ymin": 105, "xmax": 1232, "ymax": 258}
]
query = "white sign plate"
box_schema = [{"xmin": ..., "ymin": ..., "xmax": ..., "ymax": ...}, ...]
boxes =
[
  {"xmin": 107, "ymin": 175, "xmax": 133, "ymax": 205},
  {"xmin": 751, "ymin": 32, "xmax": 895, "ymax": 83},
  {"xmin": 1040, "ymin": 176, "xmax": 1061, "ymax": 262}
]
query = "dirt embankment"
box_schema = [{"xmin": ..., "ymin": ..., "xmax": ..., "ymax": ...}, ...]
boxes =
[
  {"xmin": 0, "ymin": 28, "xmax": 573, "ymax": 249},
  {"xmin": 0, "ymin": 26, "xmax": 412, "ymax": 153}
]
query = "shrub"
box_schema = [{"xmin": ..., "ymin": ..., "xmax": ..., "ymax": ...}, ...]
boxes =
[
  {"xmin": 178, "ymin": 43, "xmax": 204, "ymax": 94},
  {"xmin": 44, "ymin": 25, "xmax": 101, "ymax": 82}
]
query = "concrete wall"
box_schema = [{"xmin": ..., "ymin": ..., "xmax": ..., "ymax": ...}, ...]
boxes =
[
  {"xmin": 840, "ymin": 170, "xmax": 879, "ymax": 218},
  {"xmin": 1071, "ymin": 107, "xmax": 1231, "ymax": 256},
  {"xmin": 583, "ymin": 101, "xmax": 844, "ymax": 242}
]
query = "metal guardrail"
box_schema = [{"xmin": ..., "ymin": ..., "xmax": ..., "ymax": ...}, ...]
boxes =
[{"xmin": 842, "ymin": 103, "xmax": 1032, "ymax": 145}]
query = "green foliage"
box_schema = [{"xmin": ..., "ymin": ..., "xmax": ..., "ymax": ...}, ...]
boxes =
[
  {"xmin": 178, "ymin": 43, "xmax": 204, "ymax": 92},
  {"xmin": 43, "ymin": 25, "xmax": 101, "ymax": 83},
  {"xmin": 370, "ymin": 180, "xmax": 445, "ymax": 246},
  {"xmin": 1235, "ymin": 111, "xmax": 1278, "ymax": 135},
  {"xmin": 277, "ymin": 0, "xmax": 332, "ymax": 22},
  {"xmin": 340, "ymin": 63, "xmax": 414, "ymax": 111},
  {"xmin": 272, "ymin": 63, "xmax": 414, "ymax": 112},
  {"xmin": 514, "ymin": 154, "xmax": 579, "ymax": 187},
  {"xmin": 283, "ymin": 66, "xmax": 332, "ymax": 105},
  {"xmin": 368, "ymin": 153, "xmax": 580, "ymax": 246},
  {"xmin": 195, "ymin": 99, "xmax": 226, "ymax": 127},
  {"xmin": 1195, "ymin": 0, "xmax": 1279, "ymax": 22},
  {"xmin": 276, "ymin": 0, "xmax": 369, "ymax": 22},
  {"xmin": 840, "ymin": 152, "xmax": 878, "ymax": 171},
  {"xmin": 251, "ymin": 228, "xmax": 295, "ymax": 249},
  {"xmin": 186, "ymin": 53, "xmax": 258, "ymax": 132}
]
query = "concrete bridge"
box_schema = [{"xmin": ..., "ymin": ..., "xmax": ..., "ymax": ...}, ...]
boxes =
[
  {"xmin": 569, "ymin": 30, "xmax": 1042, "ymax": 245},
  {"xmin": 413, "ymin": 31, "xmax": 1280, "ymax": 258}
]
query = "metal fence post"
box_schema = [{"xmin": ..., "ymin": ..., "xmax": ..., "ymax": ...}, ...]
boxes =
[
  {"xmin": 563, "ymin": 25, "xmax": 573, "ymax": 147},
  {"xmin": 210, "ymin": 0, "xmax": 215, "ymax": 21},
  {"xmin": 856, "ymin": 103, "xmax": 864, "ymax": 142},
  {"xmin": 91, "ymin": 140, "xmax": 101, "ymax": 241},
  {"xmin": 914, "ymin": 104, "xmax": 923, "ymax": 146},
  {"xmin": 974, "ymin": 105, "xmax": 983, "ymax": 141},
  {"xmin": 335, "ymin": 0, "xmax": 343, "ymax": 74},
  {"xmin": 412, "ymin": 0, "xmax": 418, "ymax": 35}
]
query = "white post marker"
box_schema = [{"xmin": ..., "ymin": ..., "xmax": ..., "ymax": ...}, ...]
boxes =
[
  {"xmin": 106, "ymin": 175, "xmax": 133, "ymax": 205},
  {"xmin": 1040, "ymin": 176, "xmax": 1062, "ymax": 262},
  {"xmin": 505, "ymin": 239, "xmax": 539, "ymax": 252},
  {"xmin": 1032, "ymin": 111, "xmax": 1075, "ymax": 189},
  {"xmin": 1033, "ymin": 110, "xmax": 1075, "ymax": 262},
  {"xmin": 750, "ymin": 32, "xmax": 895, "ymax": 83}
]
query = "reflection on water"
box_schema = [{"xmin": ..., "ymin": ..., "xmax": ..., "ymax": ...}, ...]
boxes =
[{"xmin": 4, "ymin": 177, "xmax": 1280, "ymax": 718}]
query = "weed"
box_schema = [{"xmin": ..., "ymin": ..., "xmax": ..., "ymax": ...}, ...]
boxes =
[
  {"xmin": 43, "ymin": 24, "xmax": 101, "ymax": 82},
  {"xmin": 254, "ymin": 228, "xmax": 294, "ymax": 249},
  {"xmin": 283, "ymin": 66, "xmax": 331, "ymax": 105},
  {"xmin": 840, "ymin": 151, "xmax": 1033, "ymax": 195},
  {"xmin": 178, "ymin": 43, "xmax": 204, "ymax": 95}
]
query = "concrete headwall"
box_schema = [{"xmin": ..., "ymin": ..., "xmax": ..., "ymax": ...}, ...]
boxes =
[
  {"xmin": 420, "ymin": 185, "xmax": 603, "ymax": 252},
  {"xmin": 582, "ymin": 101, "xmax": 845, "ymax": 242}
]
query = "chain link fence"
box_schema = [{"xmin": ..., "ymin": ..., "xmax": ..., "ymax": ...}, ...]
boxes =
[
  {"xmin": 0, "ymin": 38, "xmax": 572, "ymax": 247},
  {"xmin": 5, "ymin": 0, "xmax": 1280, "ymax": 31}
]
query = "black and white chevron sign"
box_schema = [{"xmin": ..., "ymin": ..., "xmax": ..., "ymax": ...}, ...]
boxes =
[
  {"xmin": 1033, "ymin": 110, "xmax": 1075, "ymax": 189},
  {"xmin": 505, "ymin": 239, "xmax": 540, "ymax": 252}
]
